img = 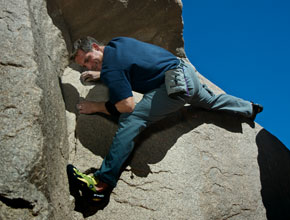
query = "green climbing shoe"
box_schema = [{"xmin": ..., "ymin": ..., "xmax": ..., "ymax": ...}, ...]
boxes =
[
  {"xmin": 67, "ymin": 164, "xmax": 110, "ymax": 202},
  {"xmin": 67, "ymin": 164, "xmax": 98, "ymax": 193}
]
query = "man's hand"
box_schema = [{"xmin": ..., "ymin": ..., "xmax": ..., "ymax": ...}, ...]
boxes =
[
  {"xmin": 81, "ymin": 71, "xmax": 101, "ymax": 82},
  {"xmin": 77, "ymin": 101, "xmax": 109, "ymax": 115}
]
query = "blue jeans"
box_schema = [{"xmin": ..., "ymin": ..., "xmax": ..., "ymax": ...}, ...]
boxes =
[{"xmin": 94, "ymin": 60, "xmax": 252, "ymax": 187}]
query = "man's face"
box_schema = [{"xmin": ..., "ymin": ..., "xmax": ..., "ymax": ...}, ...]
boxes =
[{"xmin": 75, "ymin": 44, "xmax": 103, "ymax": 71}]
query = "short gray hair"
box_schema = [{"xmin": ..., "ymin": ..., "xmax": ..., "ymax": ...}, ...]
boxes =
[{"xmin": 70, "ymin": 36, "xmax": 103, "ymax": 61}]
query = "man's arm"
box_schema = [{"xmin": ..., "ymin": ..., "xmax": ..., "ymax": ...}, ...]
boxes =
[
  {"xmin": 115, "ymin": 96, "xmax": 135, "ymax": 113},
  {"xmin": 77, "ymin": 97, "xmax": 135, "ymax": 115}
]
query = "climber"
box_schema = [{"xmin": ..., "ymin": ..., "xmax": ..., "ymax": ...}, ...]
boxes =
[{"xmin": 68, "ymin": 36, "xmax": 263, "ymax": 202}]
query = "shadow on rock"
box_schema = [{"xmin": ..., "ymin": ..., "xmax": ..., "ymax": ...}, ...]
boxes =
[
  {"xmin": 60, "ymin": 81, "xmax": 110, "ymax": 115},
  {"xmin": 61, "ymin": 81, "xmax": 250, "ymax": 178},
  {"xmin": 256, "ymin": 129, "xmax": 290, "ymax": 220},
  {"xmin": 60, "ymin": 83, "xmax": 81, "ymax": 115},
  {"xmin": 75, "ymin": 104, "xmax": 248, "ymax": 178},
  {"xmin": 60, "ymin": 82, "xmax": 118, "ymax": 159},
  {"xmin": 61, "ymin": 80, "xmax": 256, "ymax": 215},
  {"xmin": 127, "ymin": 106, "xmax": 249, "ymax": 177}
]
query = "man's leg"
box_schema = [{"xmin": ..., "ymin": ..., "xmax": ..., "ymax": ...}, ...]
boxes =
[
  {"xmin": 192, "ymin": 84, "xmax": 253, "ymax": 117},
  {"xmin": 94, "ymin": 84, "xmax": 186, "ymax": 188},
  {"xmin": 182, "ymin": 61, "xmax": 253, "ymax": 118}
]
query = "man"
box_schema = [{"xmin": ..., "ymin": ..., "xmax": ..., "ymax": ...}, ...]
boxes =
[{"xmin": 68, "ymin": 36, "xmax": 263, "ymax": 202}]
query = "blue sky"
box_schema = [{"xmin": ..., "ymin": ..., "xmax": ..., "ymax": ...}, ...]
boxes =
[{"xmin": 182, "ymin": 0, "xmax": 290, "ymax": 148}]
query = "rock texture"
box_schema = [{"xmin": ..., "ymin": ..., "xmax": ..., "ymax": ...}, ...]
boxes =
[
  {"xmin": 47, "ymin": 0, "xmax": 185, "ymax": 57},
  {"xmin": 1, "ymin": 0, "xmax": 290, "ymax": 219},
  {"xmin": 0, "ymin": 0, "xmax": 70, "ymax": 219},
  {"xmin": 62, "ymin": 61, "xmax": 269, "ymax": 220}
]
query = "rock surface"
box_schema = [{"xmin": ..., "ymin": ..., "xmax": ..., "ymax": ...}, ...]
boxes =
[
  {"xmin": 1, "ymin": 0, "xmax": 290, "ymax": 219},
  {"xmin": 0, "ymin": 0, "xmax": 70, "ymax": 219},
  {"xmin": 61, "ymin": 61, "xmax": 268, "ymax": 220},
  {"xmin": 47, "ymin": 0, "xmax": 185, "ymax": 57}
]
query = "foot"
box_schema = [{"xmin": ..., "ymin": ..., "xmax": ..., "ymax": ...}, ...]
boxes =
[
  {"xmin": 67, "ymin": 164, "xmax": 110, "ymax": 202},
  {"xmin": 77, "ymin": 101, "xmax": 99, "ymax": 114},
  {"xmin": 68, "ymin": 164, "xmax": 98, "ymax": 193},
  {"xmin": 96, "ymin": 181, "xmax": 109, "ymax": 192},
  {"xmin": 250, "ymin": 102, "xmax": 263, "ymax": 121}
]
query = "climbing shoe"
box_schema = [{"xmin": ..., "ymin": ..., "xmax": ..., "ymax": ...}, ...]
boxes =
[
  {"xmin": 67, "ymin": 164, "xmax": 108, "ymax": 202},
  {"xmin": 250, "ymin": 102, "xmax": 263, "ymax": 121}
]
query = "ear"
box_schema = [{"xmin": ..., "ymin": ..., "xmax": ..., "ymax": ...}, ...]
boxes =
[{"xmin": 91, "ymin": 43, "xmax": 101, "ymax": 51}]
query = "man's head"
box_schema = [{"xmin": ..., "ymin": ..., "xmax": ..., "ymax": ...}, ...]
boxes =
[{"xmin": 71, "ymin": 36, "xmax": 105, "ymax": 71}]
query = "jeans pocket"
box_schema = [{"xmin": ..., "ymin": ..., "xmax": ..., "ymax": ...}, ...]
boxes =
[{"xmin": 165, "ymin": 68, "xmax": 189, "ymax": 99}]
